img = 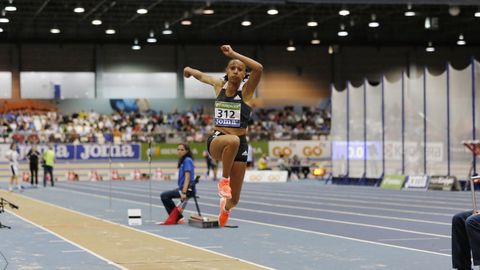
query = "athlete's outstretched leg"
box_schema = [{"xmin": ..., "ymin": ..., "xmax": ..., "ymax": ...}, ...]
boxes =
[{"xmin": 219, "ymin": 161, "xmax": 246, "ymax": 227}]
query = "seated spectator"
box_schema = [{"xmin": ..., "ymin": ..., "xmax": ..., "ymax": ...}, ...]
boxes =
[
  {"xmin": 451, "ymin": 210, "xmax": 480, "ymax": 270},
  {"xmin": 257, "ymin": 154, "xmax": 270, "ymax": 170},
  {"xmin": 300, "ymin": 157, "xmax": 312, "ymax": 179},
  {"xmin": 277, "ymin": 154, "xmax": 292, "ymax": 179},
  {"xmin": 290, "ymin": 155, "xmax": 301, "ymax": 178}
]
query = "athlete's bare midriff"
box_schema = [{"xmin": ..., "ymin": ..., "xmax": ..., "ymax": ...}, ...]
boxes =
[{"xmin": 214, "ymin": 126, "xmax": 247, "ymax": 136}]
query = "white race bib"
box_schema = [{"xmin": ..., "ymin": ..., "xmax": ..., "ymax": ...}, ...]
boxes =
[{"xmin": 214, "ymin": 101, "xmax": 241, "ymax": 127}]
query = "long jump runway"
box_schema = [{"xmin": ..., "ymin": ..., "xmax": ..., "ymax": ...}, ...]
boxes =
[{"xmin": 0, "ymin": 180, "xmax": 468, "ymax": 269}]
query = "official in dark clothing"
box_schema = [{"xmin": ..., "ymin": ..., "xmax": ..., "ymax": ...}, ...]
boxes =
[
  {"xmin": 452, "ymin": 210, "xmax": 480, "ymax": 270},
  {"xmin": 26, "ymin": 145, "xmax": 40, "ymax": 187}
]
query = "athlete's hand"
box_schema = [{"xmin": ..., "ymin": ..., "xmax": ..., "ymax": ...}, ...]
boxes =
[
  {"xmin": 183, "ymin": 67, "xmax": 192, "ymax": 78},
  {"xmin": 474, "ymin": 210, "xmax": 480, "ymax": 215},
  {"xmin": 221, "ymin": 45, "xmax": 235, "ymax": 57}
]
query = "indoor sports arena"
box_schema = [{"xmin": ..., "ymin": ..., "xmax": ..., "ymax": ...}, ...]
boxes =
[{"xmin": 1, "ymin": 1, "xmax": 480, "ymax": 269}]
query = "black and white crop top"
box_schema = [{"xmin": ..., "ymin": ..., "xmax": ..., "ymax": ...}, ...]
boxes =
[{"xmin": 214, "ymin": 83, "xmax": 252, "ymax": 129}]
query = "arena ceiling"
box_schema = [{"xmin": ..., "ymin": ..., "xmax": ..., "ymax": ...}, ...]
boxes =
[{"xmin": 1, "ymin": 0, "xmax": 480, "ymax": 47}]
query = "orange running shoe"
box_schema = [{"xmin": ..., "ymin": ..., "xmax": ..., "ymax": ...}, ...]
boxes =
[
  {"xmin": 217, "ymin": 177, "xmax": 232, "ymax": 199},
  {"xmin": 218, "ymin": 197, "xmax": 231, "ymax": 227}
]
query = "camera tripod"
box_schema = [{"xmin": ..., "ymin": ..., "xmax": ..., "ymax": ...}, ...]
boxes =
[{"xmin": 0, "ymin": 198, "xmax": 19, "ymax": 229}]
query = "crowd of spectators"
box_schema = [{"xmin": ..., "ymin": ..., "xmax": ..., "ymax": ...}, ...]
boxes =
[{"xmin": 0, "ymin": 106, "xmax": 330, "ymax": 144}]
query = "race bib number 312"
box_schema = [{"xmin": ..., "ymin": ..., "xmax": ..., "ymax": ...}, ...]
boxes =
[{"xmin": 215, "ymin": 101, "xmax": 241, "ymax": 127}]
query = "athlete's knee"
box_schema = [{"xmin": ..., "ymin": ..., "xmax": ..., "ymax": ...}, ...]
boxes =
[{"xmin": 226, "ymin": 136, "xmax": 240, "ymax": 148}]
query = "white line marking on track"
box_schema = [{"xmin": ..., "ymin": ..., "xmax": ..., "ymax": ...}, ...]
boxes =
[
  {"xmin": 61, "ymin": 249, "xmax": 85, "ymax": 253},
  {"xmin": 378, "ymin": 237, "xmax": 441, "ymax": 242},
  {"xmin": 54, "ymin": 186, "xmax": 452, "ymax": 257},
  {"xmin": 201, "ymin": 246, "xmax": 223, "ymax": 249}
]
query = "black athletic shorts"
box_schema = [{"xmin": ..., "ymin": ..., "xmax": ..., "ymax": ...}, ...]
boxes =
[{"xmin": 206, "ymin": 130, "xmax": 248, "ymax": 162}]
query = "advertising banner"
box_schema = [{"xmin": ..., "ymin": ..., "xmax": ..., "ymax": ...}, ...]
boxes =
[
  {"xmin": 380, "ymin": 175, "xmax": 406, "ymax": 190},
  {"xmin": 332, "ymin": 141, "xmax": 381, "ymax": 161},
  {"xmin": 2, "ymin": 144, "xmax": 140, "ymax": 161},
  {"xmin": 142, "ymin": 142, "xmax": 204, "ymax": 160},
  {"xmin": 75, "ymin": 144, "xmax": 140, "ymax": 160},
  {"xmin": 141, "ymin": 141, "xmax": 269, "ymax": 160},
  {"xmin": 384, "ymin": 141, "xmax": 443, "ymax": 162},
  {"xmin": 404, "ymin": 175, "xmax": 429, "ymax": 190},
  {"xmin": 331, "ymin": 141, "xmax": 443, "ymax": 162},
  {"xmin": 428, "ymin": 175, "xmax": 457, "ymax": 191},
  {"xmin": 18, "ymin": 144, "xmax": 75, "ymax": 160},
  {"xmin": 76, "ymin": 144, "xmax": 140, "ymax": 160},
  {"xmin": 269, "ymin": 140, "xmax": 330, "ymax": 159},
  {"xmin": 244, "ymin": 170, "xmax": 288, "ymax": 183}
]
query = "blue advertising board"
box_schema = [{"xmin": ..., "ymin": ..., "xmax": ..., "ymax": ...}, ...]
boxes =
[{"xmin": 75, "ymin": 144, "xmax": 140, "ymax": 160}]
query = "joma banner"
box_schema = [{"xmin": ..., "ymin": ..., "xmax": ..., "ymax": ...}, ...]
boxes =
[{"xmin": 76, "ymin": 144, "xmax": 140, "ymax": 160}]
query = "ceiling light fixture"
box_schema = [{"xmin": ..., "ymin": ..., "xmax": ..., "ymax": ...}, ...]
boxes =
[
  {"xmin": 91, "ymin": 18, "xmax": 102, "ymax": 25},
  {"xmin": 267, "ymin": 6, "xmax": 278, "ymax": 15},
  {"xmin": 404, "ymin": 4, "xmax": 416, "ymax": 17},
  {"xmin": 475, "ymin": 9, "xmax": 480, "ymax": 17},
  {"xmin": 337, "ymin": 24, "xmax": 348, "ymax": 37},
  {"xmin": 132, "ymin": 38, "xmax": 141, "ymax": 50},
  {"xmin": 181, "ymin": 11, "xmax": 192, "ymax": 25},
  {"xmin": 339, "ymin": 7, "xmax": 350, "ymax": 16},
  {"xmin": 162, "ymin": 22, "xmax": 172, "ymax": 35},
  {"xmin": 0, "ymin": 28, "xmax": 3, "ymax": 33},
  {"xmin": 241, "ymin": 18, "xmax": 251, "ymax": 27},
  {"xmin": 137, "ymin": 7, "xmax": 148, "ymax": 14},
  {"xmin": 286, "ymin": 40, "xmax": 296, "ymax": 52},
  {"xmin": 50, "ymin": 27, "xmax": 60, "ymax": 34},
  {"xmin": 73, "ymin": 4, "xmax": 85, "ymax": 13},
  {"xmin": 425, "ymin": 41, "xmax": 435, "ymax": 52},
  {"xmin": 457, "ymin": 34, "xmax": 466, "ymax": 45},
  {"xmin": 448, "ymin": 6, "xmax": 460, "ymax": 16},
  {"xmin": 5, "ymin": 0, "xmax": 16, "ymax": 12},
  {"xmin": 424, "ymin": 17, "xmax": 431, "ymax": 29},
  {"xmin": 181, "ymin": 19, "xmax": 192, "ymax": 25},
  {"xmin": 311, "ymin": 32, "xmax": 320, "ymax": 45},
  {"xmin": 105, "ymin": 28, "xmax": 116, "ymax": 35},
  {"xmin": 0, "ymin": 11, "xmax": 9, "ymax": 23},
  {"xmin": 307, "ymin": 18, "xmax": 318, "ymax": 27},
  {"xmin": 328, "ymin": 45, "xmax": 334, "ymax": 54},
  {"xmin": 203, "ymin": 1, "xmax": 214, "ymax": 15},
  {"xmin": 147, "ymin": 31, "xmax": 157, "ymax": 43},
  {"xmin": 368, "ymin": 14, "xmax": 379, "ymax": 28}
]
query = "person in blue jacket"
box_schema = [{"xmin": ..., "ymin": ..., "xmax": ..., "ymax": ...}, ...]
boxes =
[{"xmin": 160, "ymin": 143, "xmax": 195, "ymax": 224}]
